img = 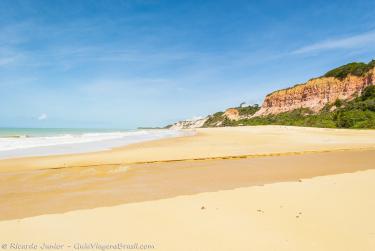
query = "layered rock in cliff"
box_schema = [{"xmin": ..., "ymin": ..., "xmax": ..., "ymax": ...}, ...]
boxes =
[{"xmin": 254, "ymin": 64, "xmax": 375, "ymax": 117}]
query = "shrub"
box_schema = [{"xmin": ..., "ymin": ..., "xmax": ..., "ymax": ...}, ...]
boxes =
[
  {"xmin": 237, "ymin": 105, "xmax": 260, "ymax": 116},
  {"xmin": 334, "ymin": 99, "xmax": 343, "ymax": 107},
  {"xmin": 335, "ymin": 110, "xmax": 375, "ymax": 128},
  {"xmin": 360, "ymin": 85, "xmax": 375, "ymax": 101}
]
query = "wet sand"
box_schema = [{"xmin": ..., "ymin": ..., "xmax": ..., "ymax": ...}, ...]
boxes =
[
  {"xmin": 1, "ymin": 168, "xmax": 375, "ymax": 251},
  {"xmin": 0, "ymin": 149, "xmax": 374, "ymax": 221}
]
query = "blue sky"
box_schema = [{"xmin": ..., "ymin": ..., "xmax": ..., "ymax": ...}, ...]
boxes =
[{"xmin": 1, "ymin": 0, "xmax": 375, "ymax": 128}]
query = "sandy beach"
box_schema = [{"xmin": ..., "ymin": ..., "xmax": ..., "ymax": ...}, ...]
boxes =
[
  {"xmin": 2, "ymin": 1, "xmax": 375, "ymax": 249},
  {"xmin": 1, "ymin": 126, "xmax": 375, "ymax": 250},
  {"xmin": 1, "ymin": 169, "xmax": 375, "ymax": 251}
]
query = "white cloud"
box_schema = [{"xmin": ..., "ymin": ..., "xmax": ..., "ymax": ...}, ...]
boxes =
[
  {"xmin": 37, "ymin": 113, "xmax": 48, "ymax": 120},
  {"xmin": 293, "ymin": 30, "xmax": 375, "ymax": 54}
]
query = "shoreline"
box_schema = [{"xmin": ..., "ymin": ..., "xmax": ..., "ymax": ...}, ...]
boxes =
[
  {"xmin": 0, "ymin": 129, "xmax": 190, "ymax": 160},
  {"xmin": 1, "ymin": 125, "xmax": 375, "ymax": 172}
]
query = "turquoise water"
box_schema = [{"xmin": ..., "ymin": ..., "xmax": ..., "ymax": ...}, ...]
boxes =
[{"xmin": 0, "ymin": 128, "xmax": 190, "ymax": 159}]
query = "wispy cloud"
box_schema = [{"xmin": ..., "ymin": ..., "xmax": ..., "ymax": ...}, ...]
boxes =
[
  {"xmin": 293, "ymin": 30, "xmax": 375, "ymax": 54},
  {"xmin": 37, "ymin": 113, "xmax": 48, "ymax": 121},
  {"xmin": 0, "ymin": 20, "xmax": 205, "ymax": 71}
]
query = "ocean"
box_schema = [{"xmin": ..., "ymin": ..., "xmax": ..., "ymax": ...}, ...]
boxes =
[{"xmin": 0, "ymin": 128, "xmax": 190, "ymax": 159}]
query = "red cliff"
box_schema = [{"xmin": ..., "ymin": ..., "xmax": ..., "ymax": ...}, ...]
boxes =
[{"xmin": 254, "ymin": 66, "xmax": 375, "ymax": 117}]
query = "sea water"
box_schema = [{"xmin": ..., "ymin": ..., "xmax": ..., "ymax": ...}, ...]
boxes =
[{"xmin": 0, "ymin": 128, "xmax": 191, "ymax": 159}]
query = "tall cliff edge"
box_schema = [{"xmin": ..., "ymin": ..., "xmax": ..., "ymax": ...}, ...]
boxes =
[{"xmin": 254, "ymin": 63, "xmax": 375, "ymax": 117}]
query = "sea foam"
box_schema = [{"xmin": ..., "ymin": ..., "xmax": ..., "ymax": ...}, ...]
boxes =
[{"xmin": 0, "ymin": 129, "xmax": 192, "ymax": 159}]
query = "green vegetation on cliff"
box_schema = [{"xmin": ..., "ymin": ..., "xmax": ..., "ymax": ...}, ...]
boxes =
[
  {"xmin": 333, "ymin": 85, "xmax": 375, "ymax": 128},
  {"xmin": 324, "ymin": 60, "xmax": 375, "ymax": 80},
  {"xmin": 204, "ymin": 111, "xmax": 225, "ymax": 126},
  {"xmin": 204, "ymin": 105, "xmax": 260, "ymax": 127},
  {"xmin": 203, "ymin": 86, "xmax": 375, "ymax": 129},
  {"xmin": 237, "ymin": 104, "xmax": 259, "ymax": 116}
]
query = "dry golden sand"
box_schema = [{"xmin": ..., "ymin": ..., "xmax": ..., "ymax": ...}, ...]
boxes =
[{"xmin": 1, "ymin": 126, "xmax": 375, "ymax": 250}]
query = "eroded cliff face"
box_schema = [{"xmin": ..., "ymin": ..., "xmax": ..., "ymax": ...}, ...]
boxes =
[
  {"xmin": 254, "ymin": 67, "xmax": 375, "ymax": 117},
  {"xmin": 223, "ymin": 108, "xmax": 240, "ymax": 120}
]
